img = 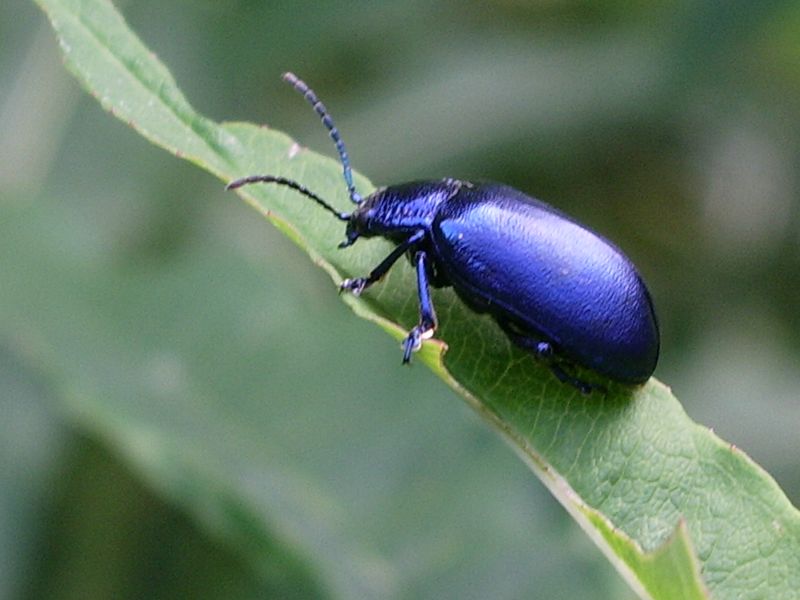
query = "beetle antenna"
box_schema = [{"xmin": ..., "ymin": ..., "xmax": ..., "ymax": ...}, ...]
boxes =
[
  {"xmin": 226, "ymin": 175, "xmax": 350, "ymax": 221},
  {"xmin": 282, "ymin": 72, "xmax": 362, "ymax": 205}
]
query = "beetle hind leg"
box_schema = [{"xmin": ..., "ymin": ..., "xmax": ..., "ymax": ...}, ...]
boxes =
[
  {"xmin": 496, "ymin": 320, "xmax": 598, "ymax": 395},
  {"xmin": 544, "ymin": 357, "xmax": 597, "ymax": 396}
]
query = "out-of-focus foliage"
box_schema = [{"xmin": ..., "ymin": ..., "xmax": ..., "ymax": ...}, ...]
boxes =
[{"xmin": 2, "ymin": 1, "xmax": 800, "ymax": 599}]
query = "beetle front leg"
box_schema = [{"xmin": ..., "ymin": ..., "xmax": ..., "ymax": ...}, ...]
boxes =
[
  {"xmin": 340, "ymin": 230, "xmax": 424, "ymax": 296},
  {"xmin": 402, "ymin": 250, "xmax": 438, "ymax": 363}
]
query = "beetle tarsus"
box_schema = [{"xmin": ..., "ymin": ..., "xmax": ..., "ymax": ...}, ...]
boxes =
[
  {"xmin": 402, "ymin": 329, "xmax": 420, "ymax": 363},
  {"xmin": 402, "ymin": 325, "xmax": 434, "ymax": 363}
]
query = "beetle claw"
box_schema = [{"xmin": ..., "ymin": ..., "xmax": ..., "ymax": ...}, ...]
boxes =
[
  {"xmin": 401, "ymin": 326, "xmax": 433, "ymax": 364},
  {"xmin": 340, "ymin": 277, "xmax": 367, "ymax": 296}
]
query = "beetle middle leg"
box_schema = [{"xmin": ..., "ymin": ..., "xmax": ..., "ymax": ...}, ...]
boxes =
[{"xmin": 402, "ymin": 250, "xmax": 438, "ymax": 363}]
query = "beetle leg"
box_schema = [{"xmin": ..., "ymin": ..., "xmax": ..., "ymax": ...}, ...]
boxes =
[
  {"xmin": 496, "ymin": 320, "xmax": 597, "ymax": 395},
  {"xmin": 402, "ymin": 250, "xmax": 438, "ymax": 363},
  {"xmin": 531, "ymin": 341, "xmax": 596, "ymax": 395},
  {"xmin": 535, "ymin": 350, "xmax": 597, "ymax": 395},
  {"xmin": 340, "ymin": 230, "xmax": 425, "ymax": 296}
]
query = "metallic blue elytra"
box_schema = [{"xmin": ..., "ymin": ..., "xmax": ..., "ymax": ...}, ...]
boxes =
[{"xmin": 227, "ymin": 73, "xmax": 660, "ymax": 393}]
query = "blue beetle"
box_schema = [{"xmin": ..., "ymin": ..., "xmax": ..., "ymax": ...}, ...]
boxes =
[{"xmin": 228, "ymin": 73, "xmax": 659, "ymax": 393}]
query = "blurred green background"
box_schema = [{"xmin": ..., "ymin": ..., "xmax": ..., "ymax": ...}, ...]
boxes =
[{"xmin": 2, "ymin": 1, "xmax": 800, "ymax": 598}]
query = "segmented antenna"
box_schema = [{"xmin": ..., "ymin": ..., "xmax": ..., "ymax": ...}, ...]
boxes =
[
  {"xmin": 282, "ymin": 72, "xmax": 362, "ymax": 205},
  {"xmin": 226, "ymin": 175, "xmax": 349, "ymax": 221}
]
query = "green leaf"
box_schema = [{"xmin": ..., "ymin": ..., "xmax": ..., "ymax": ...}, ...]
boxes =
[
  {"xmin": 30, "ymin": 0, "xmax": 800, "ymax": 598},
  {"xmin": 581, "ymin": 512, "xmax": 706, "ymax": 599}
]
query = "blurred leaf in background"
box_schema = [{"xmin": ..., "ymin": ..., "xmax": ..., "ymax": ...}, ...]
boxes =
[{"xmin": 2, "ymin": 0, "xmax": 799, "ymax": 599}]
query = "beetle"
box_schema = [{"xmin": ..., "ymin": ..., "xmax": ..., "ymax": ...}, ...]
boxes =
[{"xmin": 227, "ymin": 72, "xmax": 659, "ymax": 393}]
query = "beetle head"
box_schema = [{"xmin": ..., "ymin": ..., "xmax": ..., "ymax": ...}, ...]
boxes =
[{"xmin": 339, "ymin": 180, "xmax": 460, "ymax": 248}]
